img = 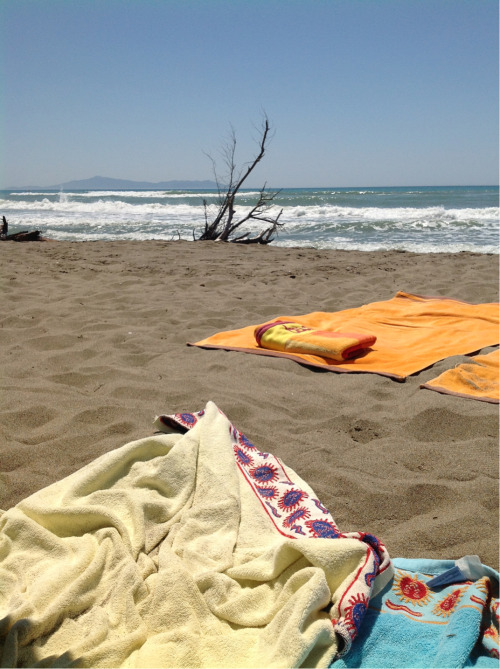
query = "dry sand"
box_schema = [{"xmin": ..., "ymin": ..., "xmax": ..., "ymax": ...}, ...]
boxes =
[{"xmin": 1, "ymin": 241, "xmax": 498, "ymax": 568}]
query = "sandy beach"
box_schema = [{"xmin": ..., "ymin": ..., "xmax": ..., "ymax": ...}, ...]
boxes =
[{"xmin": 0, "ymin": 240, "xmax": 498, "ymax": 568}]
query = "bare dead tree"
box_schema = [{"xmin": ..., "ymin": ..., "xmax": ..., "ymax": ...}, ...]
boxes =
[{"xmin": 196, "ymin": 117, "xmax": 284, "ymax": 244}]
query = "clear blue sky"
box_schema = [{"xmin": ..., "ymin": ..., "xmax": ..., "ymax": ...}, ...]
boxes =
[{"xmin": 1, "ymin": 0, "xmax": 498, "ymax": 188}]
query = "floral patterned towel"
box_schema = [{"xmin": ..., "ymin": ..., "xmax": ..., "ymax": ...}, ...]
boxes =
[
  {"xmin": 331, "ymin": 557, "xmax": 499, "ymax": 668},
  {"xmin": 156, "ymin": 404, "xmax": 392, "ymax": 660}
]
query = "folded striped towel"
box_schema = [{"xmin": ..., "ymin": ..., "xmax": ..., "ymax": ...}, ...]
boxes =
[{"xmin": 254, "ymin": 320, "xmax": 376, "ymax": 361}]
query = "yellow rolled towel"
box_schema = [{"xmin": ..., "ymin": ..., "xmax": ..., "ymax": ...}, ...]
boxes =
[{"xmin": 254, "ymin": 320, "xmax": 376, "ymax": 361}]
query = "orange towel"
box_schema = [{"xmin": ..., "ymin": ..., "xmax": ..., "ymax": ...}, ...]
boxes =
[
  {"xmin": 420, "ymin": 349, "xmax": 499, "ymax": 403},
  {"xmin": 189, "ymin": 292, "xmax": 500, "ymax": 380},
  {"xmin": 254, "ymin": 320, "xmax": 376, "ymax": 361}
]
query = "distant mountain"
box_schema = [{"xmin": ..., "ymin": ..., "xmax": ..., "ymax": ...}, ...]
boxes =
[{"xmin": 11, "ymin": 176, "xmax": 219, "ymax": 190}]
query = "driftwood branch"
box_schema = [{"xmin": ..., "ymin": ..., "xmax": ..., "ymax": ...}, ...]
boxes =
[
  {"xmin": 0, "ymin": 216, "xmax": 44, "ymax": 242},
  {"xmin": 196, "ymin": 117, "xmax": 284, "ymax": 244}
]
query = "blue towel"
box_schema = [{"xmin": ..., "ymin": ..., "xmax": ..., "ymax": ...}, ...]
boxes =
[{"xmin": 331, "ymin": 557, "xmax": 499, "ymax": 668}]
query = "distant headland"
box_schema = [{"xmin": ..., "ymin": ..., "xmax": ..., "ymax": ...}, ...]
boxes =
[{"xmin": 8, "ymin": 176, "xmax": 219, "ymax": 190}]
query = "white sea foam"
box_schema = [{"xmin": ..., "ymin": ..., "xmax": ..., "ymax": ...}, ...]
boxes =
[
  {"xmin": 274, "ymin": 238, "xmax": 499, "ymax": 254},
  {"xmin": 1, "ymin": 187, "xmax": 497, "ymax": 252},
  {"xmin": 4, "ymin": 197, "xmax": 496, "ymax": 222},
  {"xmin": 57, "ymin": 190, "xmax": 224, "ymax": 199},
  {"xmin": 283, "ymin": 205, "xmax": 498, "ymax": 224},
  {"xmin": 8, "ymin": 189, "xmax": 262, "ymax": 199}
]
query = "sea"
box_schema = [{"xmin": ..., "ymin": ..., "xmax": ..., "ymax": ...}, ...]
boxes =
[{"xmin": 1, "ymin": 185, "xmax": 498, "ymax": 253}]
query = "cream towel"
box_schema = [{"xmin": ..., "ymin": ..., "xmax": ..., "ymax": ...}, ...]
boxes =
[{"xmin": 0, "ymin": 402, "xmax": 391, "ymax": 668}]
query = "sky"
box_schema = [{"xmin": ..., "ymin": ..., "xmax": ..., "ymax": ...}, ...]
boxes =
[{"xmin": 1, "ymin": 0, "xmax": 498, "ymax": 188}]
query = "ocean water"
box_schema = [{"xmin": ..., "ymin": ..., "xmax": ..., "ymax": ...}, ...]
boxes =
[{"xmin": 1, "ymin": 185, "xmax": 498, "ymax": 253}]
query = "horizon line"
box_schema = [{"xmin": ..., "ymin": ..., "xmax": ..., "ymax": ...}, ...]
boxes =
[{"xmin": 3, "ymin": 183, "xmax": 499, "ymax": 190}]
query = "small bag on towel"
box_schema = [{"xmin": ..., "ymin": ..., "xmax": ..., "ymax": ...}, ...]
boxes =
[{"xmin": 254, "ymin": 320, "xmax": 376, "ymax": 361}]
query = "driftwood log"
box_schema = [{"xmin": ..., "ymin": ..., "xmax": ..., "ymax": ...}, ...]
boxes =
[{"xmin": 0, "ymin": 216, "xmax": 44, "ymax": 242}]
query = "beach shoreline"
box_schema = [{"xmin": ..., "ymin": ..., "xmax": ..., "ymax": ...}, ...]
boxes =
[{"xmin": 1, "ymin": 240, "xmax": 498, "ymax": 567}]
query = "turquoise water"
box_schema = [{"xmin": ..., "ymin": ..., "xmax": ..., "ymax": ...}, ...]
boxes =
[{"xmin": 1, "ymin": 185, "xmax": 498, "ymax": 253}]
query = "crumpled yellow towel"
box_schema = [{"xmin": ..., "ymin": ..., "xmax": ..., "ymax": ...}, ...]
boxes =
[
  {"xmin": 190, "ymin": 292, "xmax": 500, "ymax": 380},
  {"xmin": 0, "ymin": 402, "xmax": 392, "ymax": 668},
  {"xmin": 421, "ymin": 349, "xmax": 499, "ymax": 403}
]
